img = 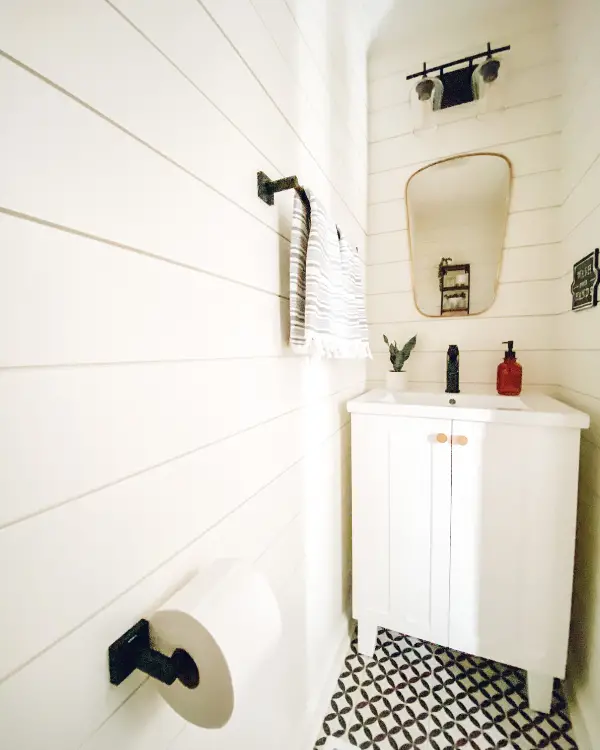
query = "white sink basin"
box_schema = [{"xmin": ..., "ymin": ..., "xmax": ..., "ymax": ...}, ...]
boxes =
[
  {"xmin": 348, "ymin": 389, "xmax": 589, "ymax": 428},
  {"xmin": 379, "ymin": 391, "xmax": 528, "ymax": 411}
]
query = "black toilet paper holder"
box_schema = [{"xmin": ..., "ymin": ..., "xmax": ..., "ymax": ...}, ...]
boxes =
[{"xmin": 108, "ymin": 619, "xmax": 200, "ymax": 689}]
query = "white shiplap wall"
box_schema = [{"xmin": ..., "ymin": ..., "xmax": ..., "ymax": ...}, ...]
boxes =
[
  {"xmin": 557, "ymin": 1, "xmax": 600, "ymax": 748},
  {"xmin": 0, "ymin": 2, "xmax": 368, "ymax": 749},
  {"xmin": 366, "ymin": 1, "xmax": 561, "ymax": 391}
]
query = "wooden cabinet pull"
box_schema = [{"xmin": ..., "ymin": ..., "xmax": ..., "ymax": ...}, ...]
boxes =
[
  {"xmin": 452, "ymin": 435, "xmax": 468, "ymax": 446},
  {"xmin": 436, "ymin": 433, "xmax": 448, "ymax": 443}
]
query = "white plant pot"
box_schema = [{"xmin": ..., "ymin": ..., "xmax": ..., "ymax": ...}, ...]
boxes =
[{"xmin": 386, "ymin": 371, "xmax": 409, "ymax": 391}]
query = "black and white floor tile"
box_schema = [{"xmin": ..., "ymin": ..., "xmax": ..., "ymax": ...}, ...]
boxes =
[{"xmin": 314, "ymin": 628, "xmax": 577, "ymax": 750}]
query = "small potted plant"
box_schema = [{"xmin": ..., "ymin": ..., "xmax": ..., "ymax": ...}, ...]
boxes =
[{"xmin": 383, "ymin": 334, "xmax": 417, "ymax": 391}]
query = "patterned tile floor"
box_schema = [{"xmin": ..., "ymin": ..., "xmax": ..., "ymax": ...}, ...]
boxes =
[{"xmin": 314, "ymin": 628, "xmax": 577, "ymax": 750}]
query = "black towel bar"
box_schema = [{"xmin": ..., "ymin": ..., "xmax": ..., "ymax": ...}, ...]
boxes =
[{"xmin": 257, "ymin": 170, "xmax": 357, "ymax": 253}]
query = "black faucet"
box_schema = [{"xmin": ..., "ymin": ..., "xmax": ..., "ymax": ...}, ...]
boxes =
[{"xmin": 446, "ymin": 345, "xmax": 460, "ymax": 394}]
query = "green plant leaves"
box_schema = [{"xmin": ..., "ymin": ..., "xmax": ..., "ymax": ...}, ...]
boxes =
[
  {"xmin": 383, "ymin": 333, "xmax": 417, "ymax": 372},
  {"xmin": 401, "ymin": 335, "xmax": 417, "ymax": 360}
]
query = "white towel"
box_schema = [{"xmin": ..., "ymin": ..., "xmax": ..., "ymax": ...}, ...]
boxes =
[{"xmin": 289, "ymin": 187, "xmax": 371, "ymax": 358}]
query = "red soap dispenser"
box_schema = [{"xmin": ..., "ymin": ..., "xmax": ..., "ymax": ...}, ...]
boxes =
[{"xmin": 497, "ymin": 340, "xmax": 522, "ymax": 396}]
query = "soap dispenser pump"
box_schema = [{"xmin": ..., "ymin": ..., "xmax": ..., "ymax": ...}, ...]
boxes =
[{"xmin": 497, "ymin": 340, "xmax": 522, "ymax": 396}]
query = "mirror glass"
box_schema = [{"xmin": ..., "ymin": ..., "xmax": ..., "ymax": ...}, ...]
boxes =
[{"xmin": 406, "ymin": 153, "xmax": 511, "ymax": 317}]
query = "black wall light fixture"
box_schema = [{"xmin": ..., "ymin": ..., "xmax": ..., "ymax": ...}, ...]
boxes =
[{"xmin": 407, "ymin": 42, "xmax": 510, "ymax": 110}]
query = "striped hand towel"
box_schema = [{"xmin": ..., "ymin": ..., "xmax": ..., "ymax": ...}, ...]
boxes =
[{"xmin": 289, "ymin": 187, "xmax": 371, "ymax": 358}]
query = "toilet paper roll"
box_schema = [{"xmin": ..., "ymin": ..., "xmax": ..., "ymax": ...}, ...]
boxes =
[{"xmin": 149, "ymin": 559, "xmax": 282, "ymax": 728}]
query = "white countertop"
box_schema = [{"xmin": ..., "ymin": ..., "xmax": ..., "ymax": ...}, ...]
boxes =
[{"xmin": 347, "ymin": 389, "xmax": 590, "ymax": 429}]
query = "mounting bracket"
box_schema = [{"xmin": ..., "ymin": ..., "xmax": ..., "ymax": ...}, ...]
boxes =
[{"xmin": 108, "ymin": 619, "xmax": 199, "ymax": 689}]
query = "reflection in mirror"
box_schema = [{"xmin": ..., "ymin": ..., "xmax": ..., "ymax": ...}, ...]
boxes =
[{"xmin": 406, "ymin": 153, "xmax": 511, "ymax": 317}]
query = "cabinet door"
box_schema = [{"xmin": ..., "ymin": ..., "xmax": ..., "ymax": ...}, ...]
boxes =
[
  {"xmin": 447, "ymin": 419, "xmax": 487, "ymax": 656},
  {"xmin": 389, "ymin": 416, "xmax": 452, "ymax": 645},
  {"xmin": 448, "ymin": 420, "xmax": 579, "ymax": 675}
]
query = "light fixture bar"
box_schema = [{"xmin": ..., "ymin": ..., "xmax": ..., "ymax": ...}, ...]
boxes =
[{"xmin": 406, "ymin": 43, "xmax": 510, "ymax": 80}]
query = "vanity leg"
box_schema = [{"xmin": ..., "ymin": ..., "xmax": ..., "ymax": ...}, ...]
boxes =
[
  {"xmin": 527, "ymin": 672, "xmax": 554, "ymax": 713},
  {"xmin": 357, "ymin": 619, "xmax": 378, "ymax": 657}
]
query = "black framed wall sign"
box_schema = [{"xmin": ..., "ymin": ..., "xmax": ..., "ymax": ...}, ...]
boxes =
[{"xmin": 571, "ymin": 248, "xmax": 599, "ymax": 311}]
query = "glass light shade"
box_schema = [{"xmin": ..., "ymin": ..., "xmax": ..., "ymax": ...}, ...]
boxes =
[
  {"xmin": 430, "ymin": 76, "xmax": 444, "ymax": 110},
  {"xmin": 472, "ymin": 58, "xmax": 504, "ymax": 112},
  {"xmin": 410, "ymin": 75, "xmax": 444, "ymax": 127}
]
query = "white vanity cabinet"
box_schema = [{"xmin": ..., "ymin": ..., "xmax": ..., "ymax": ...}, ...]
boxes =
[{"xmin": 348, "ymin": 390, "xmax": 590, "ymax": 713}]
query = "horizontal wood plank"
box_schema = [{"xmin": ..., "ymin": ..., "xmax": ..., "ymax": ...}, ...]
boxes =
[
  {"xmin": 0, "ymin": 214, "xmax": 287, "ymax": 367},
  {"xmin": 367, "ymin": 278, "xmax": 561, "ymax": 323},
  {"xmin": 369, "ymin": 316, "xmax": 556, "ymax": 354},
  {"xmin": 369, "ymin": 98, "xmax": 560, "ymax": 174},
  {"xmin": 0, "ymin": 357, "xmax": 363, "ymax": 528}
]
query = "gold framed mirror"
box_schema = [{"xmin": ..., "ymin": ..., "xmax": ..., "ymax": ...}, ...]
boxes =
[{"xmin": 406, "ymin": 153, "xmax": 512, "ymax": 317}]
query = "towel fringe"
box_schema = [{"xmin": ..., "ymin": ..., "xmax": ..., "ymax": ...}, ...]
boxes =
[{"xmin": 291, "ymin": 333, "xmax": 372, "ymax": 359}]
